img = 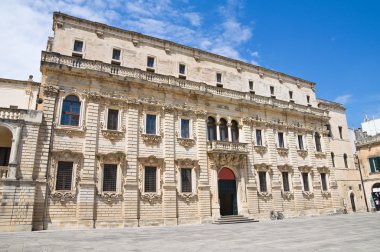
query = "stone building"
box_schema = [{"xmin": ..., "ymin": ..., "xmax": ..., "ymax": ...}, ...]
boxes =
[
  {"xmin": 0, "ymin": 12, "xmax": 366, "ymax": 231},
  {"xmin": 0, "ymin": 77, "xmax": 43, "ymax": 231}
]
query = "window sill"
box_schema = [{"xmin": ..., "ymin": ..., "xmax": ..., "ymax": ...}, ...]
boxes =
[
  {"xmin": 314, "ymin": 151, "xmax": 327, "ymax": 159},
  {"xmin": 297, "ymin": 149, "xmax": 308, "ymax": 158},
  {"xmin": 177, "ymin": 192, "xmax": 197, "ymax": 203},
  {"xmin": 277, "ymin": 147, "xmax": 289, "ymax": 156},
  {"xmin": 141, "ymin": 133, "xmax": 162, "ymax": 145},
  {"xmin": 321, "ymin": 191, "xmax": 331, "ymax": 198},
  {"xmin": 50, "ymin": 190, "xmax": 76, "ymax": 202},
  {"xmin": 54, "ymin": 124, "xmax": 86, "ymax": 136},
  {"xmin": 101, "ymin": 129, "xmax": 125, "ymax": 140},
  {"xmin": 254, "ymin": 145, "xmax": 268, "ymax": 155},
  {"xmin": 177, "ymin": 137, "xmax": 196, "ymax": 148},
  {"xmin": 302, "ymin": 191, "xmax": 314, "ymax": 199},
  {"xmin": 281, "ymin": 191, "xmax": 294, "ymax": 200},
  {"xmin": 140, "ymin": 191, "xmax": 162, "ymax": 204},
  {"xmin": 257, "ymin": 191, "xmax": 272, "ymax": 199},
  {"xmin": 98, "ymin": 191, "xmax": 122, "ymax": 203}
]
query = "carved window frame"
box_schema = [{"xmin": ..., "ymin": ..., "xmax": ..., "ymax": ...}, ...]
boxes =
[
  {"xmin": 275, "ymin": 130, "xmax": 287, "ymax": 149},
  {"xmin": 72, "ymin": 38, "xmax": 85, "ymax": 57},
  {"xmin": 176, "ymin": 111, "xmax": 196, "ymax": 147},
  {"xmin": 138, "ymin": 156, "xmax": 164, "ymax": 203},
  {"xmin": 140, "ymin": 106, "xmax": 163, "ymax": 145},
  {"xmin": 100, "ymin": 101, "xmax": 126, "ymax": 140},
  {"xmin": 178, "ymin": 62, "xmax": 187, "ymax": 78},
  {"xmin": 96, "ymin": 152, "xmax": 126, "ymax": 202},
  {"xmin": 317, "ymin": 166, "xmax": 330, "ymax": 194},
  {"xmin": 253, "ymin": 127, "xmax": 266, "ymax": 146},
  {"xmin": 299, "ymin": 166, "xmax": 314, "ymax": 197},
  {"xmin": 254, "ymin": 163, "xmax": 272, "ymax": 197},
  {"xmin": 55, "ymin": 91, "xmax": 87, "ymax": 132},
  {"xmin": 49, "ymin": 150, "xmax": 82, "ymax": 202},
  {"xmin": 175, "ymin": 159, "xmax": 199, "ymax": 199},
  {"xmin": 111, "ymin": 47, "xmax": 122, "ymax": 65}
]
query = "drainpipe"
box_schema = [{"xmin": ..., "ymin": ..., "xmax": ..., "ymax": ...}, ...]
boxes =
[{"xmin": 356, "ymin": 154, "xmax": 369, "ymax": 212}]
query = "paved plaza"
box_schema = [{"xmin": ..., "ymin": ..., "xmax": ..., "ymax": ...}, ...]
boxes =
[{"xmin": 0, "ymin": 213, "xmax": 379, "ymax": 251}]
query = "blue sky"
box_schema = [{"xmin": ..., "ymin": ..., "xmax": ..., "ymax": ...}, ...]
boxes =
[{"xmin": 0, "ymin": 0, "xmax": 379, "ymax": 128}]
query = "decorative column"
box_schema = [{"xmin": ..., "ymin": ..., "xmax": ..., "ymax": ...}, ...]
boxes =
[
  {"xmin": 7, "ymin": 125, "xmax": 22, "ymax": 179},
  {"xmin": 227, "ymin": 122, "xmax": 232, "ymax": 142},
  {"xmin": 216, "ymin": 118, "xmax": 220, "ymax": 141},
  {"xmin": 210, "ymin": 160, "xmax": 220, "ymax": 220}
]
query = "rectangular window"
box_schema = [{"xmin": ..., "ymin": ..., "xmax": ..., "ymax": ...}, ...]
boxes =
[
  {"xmin": 144, "ymin": 166, "xmax": 156, "ymax": 192},
  {"xmin": 298, "ymin": 135, "xmax": 304, "ymax": 150},
  {"xmin": 321, "ymin": 173, "xmax": 327, "ymax": 191},
  {"xmin": 369, "ymin": 157, "xmax": 380, "ymax": 173},
  {"xmin": 270, "ymin": 86, "xmax": 274, "ymax": 95},
  {"xmin": 181, "ymin": 119, "xmax": 190, "ymax": 138},
  {"xmin": 307, "ymin": 95, "xmax": 310, "ymax": 104},
  {"xmin": 146, "ymin": 114, "xmax": 156, "ymax": 135},
  {"xmin": 0, "ymin": 147, "xmax": 11, "ymax": 166},
  {"xmin": 216, "ymin": 73, "xmax": 222, "ymax": 83},
  {"xmin": 56, "ymin": 161, "xmax": 73, "ymax": 191},
  {"xmin": 112, "ymin": 49, "xmax": 121, "ymax": 61},
  {"xmin": 289, "ymin": 91, "xmax": 293, "ymax": 100},
  {"xmin": 103, "ymin": 164, "xmax": 117, "ymax": 192},
  {"xmin": 282, "ymin": 172, "xmax": 290, "ymax": 192},
  {"xmin": 326, "ymin": 124, "xmax": 332, "ymax": 137},
  {"xmin": 147, "ymin": 56, "xmax": 155, "ymax": 68},
  {"xmin": 107, "ymin": 109, "xmax": 119, "ymax": 130},
  {"xmin": 258, "ymin": 171, "xmax": 267, "ymax": 192},
  {"xmin": 256, "ymin": 129, "xmax": 262, "ymax": 146},
  {"xmin": 338, "ymin": 126, "xmax": 343, "ymax": 139},
  {"xmin": 179, "ymin": 64, "xmax": 186, "ymax": 75},
  {"xmin": 181, "ymin": 168, "xmax": 192, "ymax": 193},
  {"xmin": 278, "ymin": 132, "xmax": 285, "ymax": 148},
  {"xmin": 249, "ymin": 81, "xmax": 254, "ymax": 90},
  {"xmin": 302, "ymin": 173, "xmax": 309, "ymax": 191},
  {"xmin": 73, "ymin": 40, "xmax": 83, "ymax": 52}
]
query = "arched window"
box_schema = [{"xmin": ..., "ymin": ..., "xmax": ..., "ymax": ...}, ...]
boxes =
[
  {"xmin": 231, "ymin": 120, "xmax": 239, "ymax": 142},
  {"xmin": 219, "ymin": 118, "xmax": 228, "ymax": 141},
  {"xmin": 344, "ymin": 153, "xmax": 348, "ymax": 168},
  {"xmin": 61, "ymin": 95, "xmax": 81, "ymax": 126},
  {"xmin": 207, "ymin": 117, "xmax": 217, "ymax": 141},
  {"xmin": 331, "ymin": 152, "xmax": 335, "ymax": 167},
  {"xmin": 314, "ymin": 132, "xmax": 322, "ymax": 152}
]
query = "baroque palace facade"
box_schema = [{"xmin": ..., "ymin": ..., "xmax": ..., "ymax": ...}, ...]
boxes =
[{"xmin": 0, "ymin": 13, "xmax": 366, "ymax": 231}]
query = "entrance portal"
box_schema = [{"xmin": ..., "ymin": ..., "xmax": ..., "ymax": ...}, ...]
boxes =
[{"xmin": 218, "ymin": 167, "xmax": 237, "ymax": 216}]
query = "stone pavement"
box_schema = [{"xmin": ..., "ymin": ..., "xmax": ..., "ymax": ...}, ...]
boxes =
[{"xmin": 0, "ymin": 213, "xmax": 379, "ymax": 251}]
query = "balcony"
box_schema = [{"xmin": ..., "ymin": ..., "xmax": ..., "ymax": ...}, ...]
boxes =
[{"xmin": 207, "ymin": 141, "xmax": 248, "ymax": 153}]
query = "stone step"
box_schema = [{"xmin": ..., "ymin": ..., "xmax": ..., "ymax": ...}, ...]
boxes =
[{"xmin": 213, "ymin": 215, "xmax": 259, "ymax": 224}]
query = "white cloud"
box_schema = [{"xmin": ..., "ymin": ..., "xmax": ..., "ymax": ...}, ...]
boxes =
[
  {"xmin": 183, "ymin": 12, "xmax": 201, "ymax": 26},
  {"xmin": 334, "ymin": 94, "xmax": 352, "ymax": 105}
]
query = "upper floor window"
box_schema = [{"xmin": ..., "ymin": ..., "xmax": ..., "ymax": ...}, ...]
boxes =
[
  {"xmin": 338, "ymin": 126, "xmax": 343, "ymax": 139},
  {"xmin": 282, "ymin": 172, "xmax": 290, "ymax": 192},
  {"xmin": 181, "ymin": 119, "xmax": 190, "ymax": 138},
  {"xmin": 146, "ymin": 114, "xmax": 157, "ymax": 135},
  {"xmin": 326, "ymin": 124, "xmax": 333, "ymax": 137},
  {"xmin": 369, "ymin": 157, "xmax": 380, "ymax": 173},
  {"xmin": 306, "ymin": 95, "xmax": 310, "ymax": 104},
  {"xmin": 73, "ymin": 40, "xmax": 83, "ymax": 53},
  {"xmin": 107, "ymin": 109, "xmax": 119, "ymax": 131},
  {"xmin": 112, "ymin": 49, "xmax": 121, "ymax": 61},
  {"xmin": 103, "ymin": 164, "xmax": 117, "ymax": 192},
  {"xmin": 249, "ymin": 81, "xmax": 254, "ymax": 91},
  {"xmin": 216, "ymin": 73, "xmax": 222, "ymax": 83},
  {"xmin": 147, "ymin": 56, "xmax": 155, "ymax": 72},
  {"xmin": 61, "ymin": 95, "xmax": 81, "ymax": 126},
  {"xmin": 181, "ymin": 168, "xmax": 192, "ymax": 193},
  {"xmin": 289, "ymin": 91, "xmax": 293, "ymax": 100},
  {"xmin": 207, "ymin": 117, "xmax": 217, "ymax": 141},
  {"xmin": 331, "ymin": 152, "xmax": 335, "ymax": 167},
  {"xmin": 55, "ymin": 161, "xmax": 73, "ymax": 191},
  {"xmin": 219, "ymin": 118, "xmax": 228, "ymax": 141},
  {"xmin": 320, "ymin": 173, "xmax": 328, "ymax": 191},
  {"xmin": 270, "ymin": 86, "xmax": 275, "ymax": 96},
  {"xmin": 297, "ymin": 135, "xmax": 304, "ymax": 150},
  {"xmin": 231, "ymin": 120, "xmax": 239, "ymax": 143},
  {"xmin": 278, "ymin": 132, "xmax": 285, "ymax": 148},
  {"xmin": 343, "ymin": 153, "xmax": 348, "ymax": 168},
  {"xmin": 256, "ymin": 129, "xmax": 262, "ymax": 146},
  {"xmin": 314, "ymin": 132, "xmax": 322, "ymax": 152},
  {"xmin": 302, "ymin": 172, "xmax": 310, "ymax": 191},
  {"xmin": 258, "ymin": 171, "xmax": 267, "ymax": 192},
  {"xmin": 179, "ymin": 64, "xmax": 186, "ymax": 79},
  {"xmin": 144, "ymin": 166, "xmax": 157, "ymax": 192}
]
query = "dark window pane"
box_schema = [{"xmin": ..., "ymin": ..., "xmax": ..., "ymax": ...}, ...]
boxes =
[
  {"xmin": 207, "ymin": 117, "xmax": 217, "ymax": 141},
  {"xmin": 278, "ymin": 132, "xmax": 284, "ymax": 148},
  {"xmin": 179, "ymin": 64, "xmax": 186, "ymax": 75},
  {"xmin": 331, "ymin": 152, "xmax": 335, "ymax": 167},
  {"xmin": 216, "ymin": 73, "xmax": 222, "ymax": 83},
  {"xmin": 270, "ymin": 86, "xmax": 274, "ymax": 95},
  {"xmin": 103, "ymin": 164, "xmax": 117, "ymax": 192},
  {"xmin": 0, "ymin": 147, "xmax": 11, "ymax": 166},
  {"xmin": 107, "ymin": 109, "xmax": 119, "ymax": 130},
  {"xmin": 315, "ymin": 133, "xmax": 322, "ymax": 152},
  {"xmin": 302, "ymin": 173, "xmax": 309, "ymax": 191},
  {"xmin": 321, "ymin": 173, "xmax": 327, "ymax": 191},
  {"xmin": 73, "ymin": 40, "xmax": 83, "ymax": 52},
  {"xmin": 256, "ymin": 130, "xmax": 262, "ymax": 146},
  {"xmin": 112, "ymin": 49, "xmax": 121, "ymax": 60},
  {"xmin": 181, "ymin": 119, "xmax": 190, "ymax": 138},
  {"xmin": 298, "ymin": 135, "xmax": 304, "ymax": 150},
  {"xmin": 231, "ymin": 120, "xmax": 239, "ymax": 143},
  {"xmin": 56, "ymin": 161, "xmax": 73, "ymax": 191},
  {"xmin": 259, "ymin": 171, "xmax": 267, "ymax": 192},
  {"xmin": 249, "ymin": 81, "xmax": 253, "ymax": 90},
  {"xmin": 181, "ymin": 168, "xmax": 192, "ymax": 193},
  {"xmin": 144, "ymin": 166, "xmax": 156, "ymax": 192},
  {"xmin": 146, "ymin": 114, "xmax": 156, "ymax": 134},
  {"xmin": 344, "ymin": 154, "xmax": 348, "ymax": 168},
  {"xmin": 339, "ymin": 126, "xmax": 343, "ymax": 139},
  {"xmin": 61, "ymin": 95, "xmax": 81, "ymax": 126},
  {"xmin": 219, "ymin": 118, "xmax": 228, "ymax": 141},
  {"xmin": 282, "ymin": 172, "xmax": 290, "ymax": 192},
  {"xmin": 147, "ymin": 57, "xmax": 155, "ymax": 68}
]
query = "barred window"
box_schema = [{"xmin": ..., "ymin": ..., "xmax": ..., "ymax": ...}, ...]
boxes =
[
  {"xmin": 258, "ymin": 171, "xmax": 267, "ymax": 192},
  {"xmin": 107, "ymin": 109, "xmax": 119, "ymax": 130},
  {"xmin": 144, "ymin": 166, "xmax": 156, "ymax": 192},
  {"xmin": 302, "ymin": 173, "xmax": 310, "ymax": 192},
  {"xmin": 103, "ymin": 164, "xmax": 117, "ymax": 192},
  {"xmin": 56, "ymin": 161, "xmax": 73, "ymax": 191},
  {"xmin": 321, "ymin": 173, "xmax": 328, "ymax": 191},
  {"xmin": 181, "ymin": 168, "xmax": 192, "ymax": 193},
  {"xmin": 61, "ymin": 95, "xmax": 81, "ymax": 126},
  {"xmin": 282, "ymin": 172, "xmax": 290, "ymax": 192}
]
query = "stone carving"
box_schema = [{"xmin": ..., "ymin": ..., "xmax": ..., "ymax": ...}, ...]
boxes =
[
  {"xmin": 177, "ymin": 193, "xmax": 197, "ymax": 204},
  {"xmin": 138, "ymin": 156, "xmax": 164, "ymax": 204},
  {"xmin": 257, "ymin": 191, "xmax": 272, "ymax": 200},
  {"xmin": 297, "ymin": 149, "xmax": 308, "ymax": 158},
  {"xmin": 321, "ymin": 191, "xmax": 331, "ymax": 198},
  {"xmin": 177, "ymin": 138, "xmax": 196, "ymax": 148},
  {"xmin": 43, "ymin": 85, "xmax": 59, "ymax": 97},
  {"xmin": 101, "ymin": 130, "xmax": 125, "ymax": 140},
  {"xmin": 208, "ymin": 152, "xmax": 247, "ymax": 169},
  {"xmin": 281, "ymin": 191, "xmax": 294, "ymax": 200},
  {"xmin": 302, "ymin": 191, "xmax": 314, "ymax": 199},
  {"xmin": 141, "ymin": 134, "xmax": 162, "ymax": 145},
  {"xmin": 315, "ymin": 152, "xmax": 327, "ymax": 159},
  {"xmin": 254, "ymin": 145, "xmax": 267, "ymax": 155},
  {"xmin": 277, "ymin": 148, "xmax": 289, "ymax": 156}
]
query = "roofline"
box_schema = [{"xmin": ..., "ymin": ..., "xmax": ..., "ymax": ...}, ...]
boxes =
[
  {"xmin": 317, "ymin": 98, "xmax": 345, "ymax": 110},
  {"xmin": 0, "ymin": 77, "xmax": 40, "ymax": 86},
  {"xmin": 52, "ymin": 12, "xmax": 316, "ymax": 89}
]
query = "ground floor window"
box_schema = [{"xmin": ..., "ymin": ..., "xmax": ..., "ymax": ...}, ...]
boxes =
[
  {"xmin": 56, "ymin": 161, "xmax": 73, "ymax": 191},
  {"xmin": 103, "ymin": 164, "xmax": 117, "ymax": 192},
  {"xmin": 320, "ymin": 173, "xmax": 328, "ymax": 191},
  {"xmin": 302, "ymin": 173, "xmax": 310, "ymax": 192},
  {"xmin": 181, "ymin": 168, "xmax": 192, "ymax": 193},
  {"xmin": 282, "ymin": 172, "xmax": 290, "ymax": 192},
  {"xmin": 258, "ymin": 171, "xmax": 267, "ymax": 192},
  {"xmin": 144, "ymin": 166, "xmax": 157, "ymax": 192}
]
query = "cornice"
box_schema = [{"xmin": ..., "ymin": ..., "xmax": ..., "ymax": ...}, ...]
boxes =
[
  {"xmin": 53, "ymin": 12, "xmax": 315, "ymax": 90},
  {"xmin": 0, "ymin": 77, "xmax": 40, "ymax": 86}
]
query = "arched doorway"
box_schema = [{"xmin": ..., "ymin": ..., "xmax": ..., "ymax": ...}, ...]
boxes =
[
  {"xmin": 218, "ymin": 167, "xmax": 237, "ymax": 216},
  {"xmin": 0, "ymin": 126, "xmax": 12, "ymax": 178},
  {"xmin": 372, "ymin": 183, "xmax": 380, "ymax": 211},
  {"xmin": 350, "ymin": 192, "xmax": 356, "ymax": 212}
]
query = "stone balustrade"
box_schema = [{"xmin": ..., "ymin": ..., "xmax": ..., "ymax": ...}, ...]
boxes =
[
  {"xmin": 41, "ymin": 51, "xmax": 329, "ymax": 119},
  {"xmin": 0, "ymin": 108, "xmax": 23, "ymax": 120},
  {"xmin": 207, "ymin": 141, "xmax": 248, "ymax": 153},
  {"xmin": 0, "ymin": 166, "xmax": 8, "ymax": 179}
]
